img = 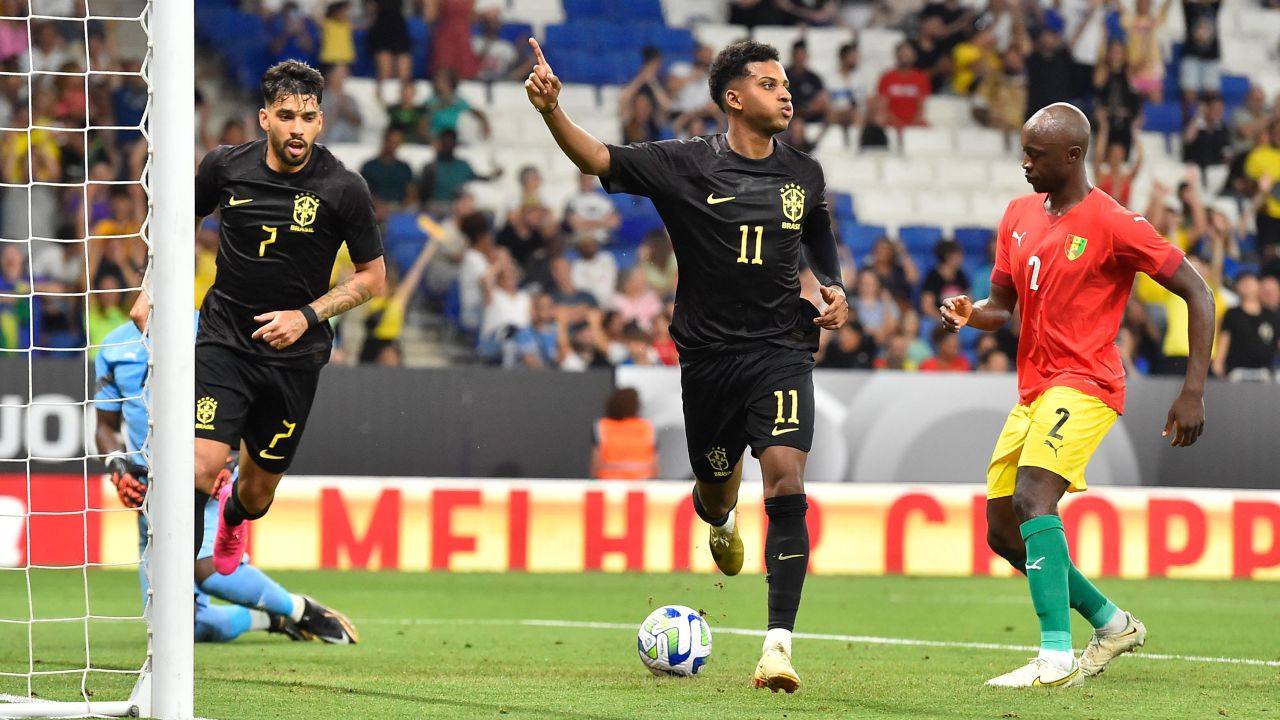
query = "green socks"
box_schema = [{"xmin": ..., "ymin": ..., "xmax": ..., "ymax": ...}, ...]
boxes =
[
  {"xmin": 1020, "ymin": 515, "xmax": 1073, "ymax": 653},
  {"xmin": 1069, "ymin": 564, "xmax": 1119, "ymax": 630}
]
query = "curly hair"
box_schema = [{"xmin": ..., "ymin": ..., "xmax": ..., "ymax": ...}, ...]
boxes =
[
  {"xmin": 707, "ymin": 40, "xmax": 780, "ymax": 113},
  {"xmin": 261, "ymin": 59, "xmax": 324, "ymax": 107}
]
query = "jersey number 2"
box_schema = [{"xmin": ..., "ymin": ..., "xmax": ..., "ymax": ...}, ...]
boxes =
[
  {"xmin": 737, "ymin": 225, "xmax": 763, "ymax": 265},
  {"xmin": 1028, "ymin": 255, "xmax": 1042, "ymax": 291}
]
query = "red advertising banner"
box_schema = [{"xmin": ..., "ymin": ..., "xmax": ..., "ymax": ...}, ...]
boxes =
[
  {"xmin": 81, "ymin": 479, "xmax": 1280, "ymax": 580},
  {"xmin": 0, "ymin": 473, "xmax": 104, "ymax": 567}
]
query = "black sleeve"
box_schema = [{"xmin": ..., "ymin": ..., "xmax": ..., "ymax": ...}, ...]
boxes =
[
  {"xmin": 600, "ymin": 140, "xmax": 681, "ymax": 198},
  {"xmin": 194, "ymin": 146, "xmax": 229, "ymax": 217},
  {"xmin": 340, "ymin": 173, "xmax": 383, "ymax": 264},
  {"xmin": 800, "ymin": 176, "xmax": 843, "ymax": 290},
  {"xmin": 923, "ymin": 269, "xmax": 944, "ymax": 296}
]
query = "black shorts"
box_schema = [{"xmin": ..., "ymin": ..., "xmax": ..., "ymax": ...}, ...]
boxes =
[
  {"xmin": 194, "ymin": 344, "xmax": 320, "ymax": 474},
  {"xmin": 680, "ymin": 345, "xmax": 815, "ymax": 484}
]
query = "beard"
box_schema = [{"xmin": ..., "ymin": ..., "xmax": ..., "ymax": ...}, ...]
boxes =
[{"xmin": 271, "ymin": 133, "xmax": 312, "ymax": 167}]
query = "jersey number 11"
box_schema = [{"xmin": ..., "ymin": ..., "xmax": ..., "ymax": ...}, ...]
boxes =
[{"xmin": 737, "ymin": 225, "xmax": 764, "ymax": 265}]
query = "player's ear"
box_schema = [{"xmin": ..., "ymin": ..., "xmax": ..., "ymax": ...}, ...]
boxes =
[
  {"xmin": 316, "ymin": 110, "xmax": 324, "ymax": 136},
  {"xmin": 258, "ymin": 107, "xmax": 269, "ymax": 133},
  {"xmin": 724, "ymin": 87, "xmax": 743, "ymax": 113}
]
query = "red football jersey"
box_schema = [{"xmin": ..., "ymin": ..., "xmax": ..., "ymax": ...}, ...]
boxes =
[{"xmin": 991, "ymin": 188, "xmax": 1183, "ymax": 413}]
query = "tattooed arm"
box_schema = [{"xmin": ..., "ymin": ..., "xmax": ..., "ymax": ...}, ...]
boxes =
[{"xmin": 251, "ymin": 256, "xmax": 387, "ymax": 350}]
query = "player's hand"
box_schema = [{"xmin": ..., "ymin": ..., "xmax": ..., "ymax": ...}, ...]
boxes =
[
  {"xmin": 211, "ymin": 452, "xmax": 238, "ymax": 497},
  {"xmin": 813, "ymin": 285, "xmax": 848, "ymax": 330},
  {"xmin": 1163, "ymin": 389, "xmax": 1205, "ymax": 447},
  {"xmin": 939, "ymin": 295, "xmax": 973, "ymax": 332},
  {"xmin": 524, "ymin": 38, "xmax": 561, "ymax": 113},
  {"xmin": 251, "ymin": 310, "xmax": 308, "ymax": 350},
  {"xmin": 107, "ymin": 457, "xmax": 147, "ymax": 508}
]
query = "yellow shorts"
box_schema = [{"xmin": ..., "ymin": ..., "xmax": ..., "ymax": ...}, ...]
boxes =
[{"xmin": 987, "ymin": 386, "xmax": 1118, "ymax": 499}]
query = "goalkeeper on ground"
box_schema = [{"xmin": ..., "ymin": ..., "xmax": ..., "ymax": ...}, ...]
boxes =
[{"xmin": 94, "ymin": 316, "xmax": 358, "ymax": 644}]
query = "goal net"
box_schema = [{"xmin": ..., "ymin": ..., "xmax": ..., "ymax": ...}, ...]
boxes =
[{"xmin": 0, "ymin": 1, "xmax": 191, "ymax": 718}]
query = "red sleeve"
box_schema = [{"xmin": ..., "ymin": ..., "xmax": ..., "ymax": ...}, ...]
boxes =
[
  {"xmin": 1112, "ymin": 209, "xmax": 1184, "ymax": 281},
  {"xmin": 877, "ymin": 72, "xmax": 890, "ymax": 97},
  {"xmin": 990, "ymin": 200, "xmax": 1015, "ymax": 289}
]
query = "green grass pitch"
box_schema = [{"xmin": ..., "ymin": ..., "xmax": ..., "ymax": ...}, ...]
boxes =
[{"xmin": 0, "ymin": 570, "xmax": 1276, "ymax": 719}]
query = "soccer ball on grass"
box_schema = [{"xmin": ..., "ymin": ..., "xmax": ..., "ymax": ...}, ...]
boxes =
[{"xmin": 636, "ymin": 605, "xmax": 713, "ymax": 677}]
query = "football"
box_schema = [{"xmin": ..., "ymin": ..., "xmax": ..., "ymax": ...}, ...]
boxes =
[{"xmin": 636, "ymin": 605, "xmax": 713, "ymax": 677}]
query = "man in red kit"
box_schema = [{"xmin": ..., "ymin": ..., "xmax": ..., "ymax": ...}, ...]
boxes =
[
  {"xmin": 876, "ymin": 42, "xmax": 931, "ymax": 128},
  {"xmin": 940, "ymin": 103, "xmax": 1214, "ymax": 688}
]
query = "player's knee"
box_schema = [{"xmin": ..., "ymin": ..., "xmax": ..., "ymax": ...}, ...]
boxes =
[
  {"xmin": 193, "ymin": 455, "xmax": 223, "ymax": 493},
  {"xmin": 763, "ymin": 471, "xmax": 804, "ymax": 498},
  {"xmin": 986, "ymin": 528, "xmax": 1024, "ymax": 566},
  {"xmin": 1010, "ymin": 490, "xmax": 1051, "ymax": 524}
]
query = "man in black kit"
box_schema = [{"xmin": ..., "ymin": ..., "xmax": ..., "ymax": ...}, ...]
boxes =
[
  {"xmin": 525, "ymin": 38, "xmax": 848, "ymax": 692},
  {"xmin": 193, "ymin": 61, "xmax": 384, "ymax": 597}
]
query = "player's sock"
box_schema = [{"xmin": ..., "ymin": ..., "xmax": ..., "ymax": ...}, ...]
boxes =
[
  {"xmin": 222, "ymin": 481, "xmax": 269, "ymax": 527},
  {"xmin": 194, "ymin": 490, "xmax": 210, "ymax": 558},
  {"xmin": 763, "ymin": 627, "xmax": 793, "ymax": 656},
  {"xmin": 1068, "ymin": 563, "xmax": 1123, "ymax": 632},
  {"xmin": 198, "ymin": 563, "xmax": 296, "ymax": 617},
  {"xmin": 1020, "ymin": 515, "xmax": 1073, "ymax": 670},
  {"xmin": 194, "ymin": 604, "xmax": 254, "ymax": 643},
  {"xmin": 691, "ymin": 487, "xmax": 731, "ymax": 528},
  {"xmin": 763, "ymin": 493, "xmax": 808, "ymax": 632}
]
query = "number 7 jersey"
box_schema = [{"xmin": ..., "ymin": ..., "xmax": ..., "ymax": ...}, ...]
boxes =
[
  {"xmin": 992, "ymin": 188, "xmax": 1184, "ymax": 414},
  {"xmin": 601, "ymin": 134, "xmax": 837, "ymax": 358}
]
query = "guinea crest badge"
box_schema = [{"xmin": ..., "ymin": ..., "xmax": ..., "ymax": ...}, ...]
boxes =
[{"xmin": 1065, "ymin": 234, "xmax": 1088, "ymax": 261}]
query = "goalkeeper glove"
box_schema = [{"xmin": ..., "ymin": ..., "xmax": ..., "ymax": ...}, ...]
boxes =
[{"xmin": 106, "ymin": 453, "xmax": 148, "ymax": 509}]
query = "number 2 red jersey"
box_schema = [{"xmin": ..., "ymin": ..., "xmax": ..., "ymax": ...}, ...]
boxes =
[{"xmin": 991, "ymin": 188, "xmax": 1183, "ymax": 414}]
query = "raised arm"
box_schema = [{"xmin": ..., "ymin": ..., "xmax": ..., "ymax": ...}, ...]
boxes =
[{"xmin": 525, "ymin": 38, "xmax": 611, "ymax": 176}]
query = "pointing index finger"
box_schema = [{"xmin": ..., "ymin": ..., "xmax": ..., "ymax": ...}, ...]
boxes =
[{"xmin": 529, "ymin": 38, "xmax": 550, "ymax": 70}]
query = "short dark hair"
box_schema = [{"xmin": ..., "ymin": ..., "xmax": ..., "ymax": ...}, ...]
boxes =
[
  {"xmin": 839, "ymin": 41, "xmax": 858, "ymax": 56},
  {"xmin": 934, "ymin": 239, "xmax": 963, "ymax": 263},
  {"xmin": 707, "ymin": 40, "xmax": 780, "ymax": 113},
  {"xmin": 459, "ymin": 212, "xmax": 491, "ymax": 245},
  {"xmin": 792, "ymin": 39, "xmax": 807, "ymax": 53},
  {"xmin": 641, "ymin": 45, "xmax": 662, "ymax": 63},
  {"xmin": 604, "ymin": 388, "xmax": 641, "ymax": 420},
  {"xmin": 261, "ymin": 59, "xmax": 324, "ymax": 107}
]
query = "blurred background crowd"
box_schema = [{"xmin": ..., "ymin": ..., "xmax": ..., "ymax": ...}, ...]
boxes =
[{"xmin": 3, "ymin": 0, "xmax": 1279, "ymax": 382}]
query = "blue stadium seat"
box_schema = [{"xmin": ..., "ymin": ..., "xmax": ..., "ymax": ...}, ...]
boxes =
[
  {"xmin": 384, "ymin": 213, "xmax": 429, "ymax": 275},
  {"xmin": 406, "ymin": 17, "xmax": 430, "ymax": 77},
  {"xmin": 1164, "ymin": 42, "xmax": 1183, "ymax": 103},
  {"xmin": 954, "ymin": 226, "xmax": 993, "ymax": 256},
  {"xmin": 350, "ymin": 29, "xmax": 376, "ymax": 77},
  {"xmin": 619, "ymin": 0, "xmax": 665, "ymax": 23},
  {"xmin": 839, "ymin": 223, "xmax": 885, "ymax": 258},
  {"xmin": 832, "ymin": 192, "xmax": 856, "ymax": 223},
  {"xmin": 1220, "ymin": 75, "xmax": 1250, "ymax": 106},
  {"xmin": 645, "ymin": 26, "xmax": 696, "ymax": 55},
  {"xmin": 1142, "ymin": 101, "xmax": 1183, "ymax": 134},
  {"xmin": 562, "ymin": 0, "xmax": 609, "ymax": 20},
  {"xmin": 899, "ymin": 225, "xmax": 944, "ymax": 253},
  {"xmin": 499, "ymin": 23, "xmax": 535, "ymax": 44}
]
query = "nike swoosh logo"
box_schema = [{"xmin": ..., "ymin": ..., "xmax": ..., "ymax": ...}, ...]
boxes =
[
  {"xmin": 258, "ymin": 450, "xmax": 285, "ymax": 460},
  {"xmin": 771, "ymin": 427, "xmax": 800, "ymax": 436},
  {"xmin": 228, "ymin": 197, "xmax": 253, "ymax": 206},
  {"xmin": 706, "ymin": 194, "xmax": 736, "ymax": 205},
  {"xmin": 777, "ymin": 553, "xmax": 806, "ymax": 561}
]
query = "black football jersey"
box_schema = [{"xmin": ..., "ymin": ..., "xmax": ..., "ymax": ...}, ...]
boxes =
[
  {"xmin": 601, "ymin": 134, "xmax": 840, "ymax": 357},
  {"xmin": 194, "ymin": 140, "xmax": 383, "ymax": 368}
]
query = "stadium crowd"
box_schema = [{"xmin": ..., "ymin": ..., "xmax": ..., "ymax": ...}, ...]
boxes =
[{"xmin": 1, "ymin": 0, "xmax": 1278, "ymax": 382}]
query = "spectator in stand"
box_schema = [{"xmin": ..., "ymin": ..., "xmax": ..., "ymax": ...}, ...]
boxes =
[
  {"xmin": 496, "ymin": 201, "xmax": 555, "ymax": 273},
  {"xmin": 29, "ymin": 21, "xmax": 68, "ymax": 73},
  {"xmin": 1183, "ymin": 94, "xmax": 1230, "ymax": 172},
  {"xmin": 919, "ymin": 239, "xmax": 970, "ymax": 318},
  {"xmin": 515, "ymin": 293, "xmax": 561, "ymax": 368},
  {"xmin": 858, "ymin": 95, "xmax": 892, "ymax": 149},
  {"xmin": 874, "ymin": 332, "xmax": 917, "ymax": 370},
  {"xmin": 787, "ymin": 41, "xmax": 829, "ymax": 124},
  {"xmin": 426, "ymin": 68, "xmax": 490, "ymax": 141},
  {"xmin": 1122, "ymin": 0, "xmax": 1174, "ymax": 102},
  {"xmin": 818, "ymin": 320, "xmax": 877, "ymax": 369},
  {"xmin": 610, "ymin": 268, "xmax": 662, "ymax": 332},
  {"xmin": 427, "ymin": 0, "xmax": 479, "ymax": 79},
  {"xmin": 0, "ymin": 4, "xmax": 26, "ymax": 70},
  {"xmin": 776, "ymin": 0, "xmax": 839, "ymax": 25},
  {"xmin": 359, "ymin": 238, "xmax": 437, "ymax": 366},
  {"xmin": 89, "ymin": 187, "xmax": 144, "ymax": 289},
  {"xmin": 570, "ymin": 233, "xmax": 618, "ymax": 308},
  {"xmin": 668, "ymin": 44, "xmax": 716, "ymax": 126},
  {"xmin": 1025, "ymin": 26, "xmax": 1076, "ymax": 121},
  {"xmin": 368, "ymin": 0, "xmax": 412, "ymax": 102},
  {"xmin": 827, "ymin": 41, "xmax": 874, "ymax": 143},
  {"xmin": 565, "ymin": 173, "xmax": 620, "ymax": 243},
  {"xmin": 318, "ymin": 1, "xmax": 356, "ymax": 76},
  {"xmin": 977, "ymin": 347, "xmax": 1011, "ymax": 372},
  {"xmin": 0, "ymin": 243, "xmax": 29, "ymax": 349},
  {"xmin": 558, "ymin": 311, "xmax": 612, "ymax": 370},
  {"xmin": 911, "ymin": 16, "xmax": 953, "ymax": 93},
  {"xmin": 1092, "ymin": 112, "xmax": 1143, "ymax": 208},
  {"xmin": 898, "ymin": 308, "xmax": 935, "ymax": 364},
  {"xmin": 951, "ymin": 25, "xmax": 999, "ymax": 96},
  {"xmin": 867, "ymin": 236, "xmax": 919, "ymax": 306},
  {"xmin": 851, "ymin": 268, "xmax": 900, "ymax": 345},
  {"xmin": 975, "ymin": 45, "xmax": 1028, "ymax": 141},
  {"xmin": 112, "ymin": 60, "xmax": 148, "ymax": 148},
  {"xmin": 878, "ymin": 42, "xmax": 932, "ymax": 129},
  {"xmin": 472, "ymin": 7, "xmax": 519, "ymax": 82},
  {"xmin": 1061, "ymin": 0, "xmax": 1108, "ymax": 99},
  {"xmin": 920, "ymin": 324, "xmax": 973, "ymax": 371},
  {"xmin": 1230, "ymin": 86, "xmax": 1270, "ymax": 158},
  {"xmin": 1162, "ymin": 238, "xmax": 1224, "ymax": 375},
  {"xmin": 620, "ymin": 47, "xmax": 672, "ymax": 144},
  {"xmin": 322, "ymin": 64, "xmax": 363, "ymax": 143},
  {"xmin": 360, "ymin": 128, "xmax": 416, "ymax": 209},
  {"xmin": 637, "ymin": 229, "xmax": 677, "ymax": 297},
  {"xmin": 418, "ymin": 129, "xmax": 500, "ymax": 216},
  {"xmin": 651, "ymin": 310, "xmax": 678, "ymax": 365},
  {"xmin": 1179, "ymin": 0, "xmax": 1223, "ymax": 109},
  {"xmin": 1214, "ymin": 271, "xmax": 1279, "ymax": 381},
  {"xmin": 268, "ymin": 2, "xmax": 319, "ymax": 66},
  {"xmin": 1094, "ymin": 39, "xmax": 1143, "ymax": 155},
  {"xmin": 590, "ymin": 387, "xmax": 658, "ymax": 479},
  {"xmin": 195, "ymin": 218, "xmax": 218, "ymax": 308},
  {"xmin": 729, "ymin": 0, "xmax": 783, "ymax": 28},
  {"xmin": 386, "ymin": 83, "xmax": 429, "ymax": 144},
  {"xmin": 457, "ymin": 211, "xmax": 497, "ymax": 334},
  {"xmin": 424, "ymin": 189, "xmax": 475, "ymax": 298},
  {"xmin": 921, "ymin": 0, "xmax": 976, "ymax": 51},
  {"xmin": 1245, "ymin": 119, "xmax": 1280, "ymax": 253},
  {"xmin": 478, "ymin": 254, "xmax": 532, "ymax": 365},
  {"xmin": 547, "ymin": 255, "xmax": 598, "ymax": 323}
]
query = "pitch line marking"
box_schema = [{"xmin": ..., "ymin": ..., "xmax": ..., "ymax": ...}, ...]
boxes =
[{"xmin": 354, "ymin": 617, "xmax": 1280, "ymax": 669}]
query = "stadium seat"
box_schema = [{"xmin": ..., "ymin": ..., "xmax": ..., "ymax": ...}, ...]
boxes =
[
  {"xmin": 923, "ymin": 96, "xmax": 974, "ymax": 128},
  {"xmin": 901, "ymin": 127, "xmax": 954, "ymax": 158},
  {"xmin": 931, "ymin": 157, "xmax": 989, "ymax": 190},
  {"xmin": 750, "ymin": 25, "xmax": 803, "ymax": 54},
  {"xmin": 879, "ymin": 157, "xmax": 931, "ymax": 189},
  {"xmin": 1143, "ymin": 101, "xmax": 1183, "ymax": 134},
  {"xmin": 619, "ymin": 0, "xmax": 665, "ymax": 24},
  {"xmin": 508, "ymin": 0, "xmax": 565, "ymax": 31},
  {"xmin": 498, "ymin": 22, "xmax": 535, "ymax": 44},
  {"xmin": 661, "ymin": 0, "xmax": 727, "ymax": 27},
  {"xmin": 840, "ymin": 223, "xmax": 887, "ymax": 258},
  {"xmin": 954, "ymin": 227, "xmax": 994, "ymax": 256},
  {"xmin": 645, "ymin": 26, "xmax": 697, "ymax": 56},
  {"xmin": 899, "ymin": 225, "xmax": 944, "ymax": 253},
  {"xmin": 558, "ymin": 83, "xmax": 599, "ymax": 111},
  {"xmin": 852, "ymin": 188, "xmax": 915, "ymax": 226},
  {"xmin": 562, "ymin": 0, "xmax": 609, "ymax": 21},
  {"xmin": 694, "ymin": 23, "xmax": 750, "ymax": 53},
  {"xmin": 953, "ymin": 127, "xmax": 1008, "ymax": 158},
  {"xmin": 832, "ymin": 193, "xmax": 856, "ymax": 223},
  {"xmin": 406, "ymin": 18, "xmax": 430, "ymax": 78},
  {"xmin": 1220, "ymin": 74, "xmax": 1250, "ymax": 106}
]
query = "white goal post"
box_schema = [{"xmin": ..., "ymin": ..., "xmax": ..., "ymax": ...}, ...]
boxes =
[{"xmin": 0, "ymin": 1, "xmax": 192, "ymax": 718}]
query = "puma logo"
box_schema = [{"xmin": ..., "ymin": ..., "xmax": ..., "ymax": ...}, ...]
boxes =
[
  {"xmin": 1043, "ymin": 440, "xmax": 1060, "ymax": 457},
  {"xmin": 1025, "ymin": 556, "xmax": 1046, "ymax": 571},
  {"xmin": 1013, "ymin": 230, "xmax": 1026, "ymax": 246}
]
